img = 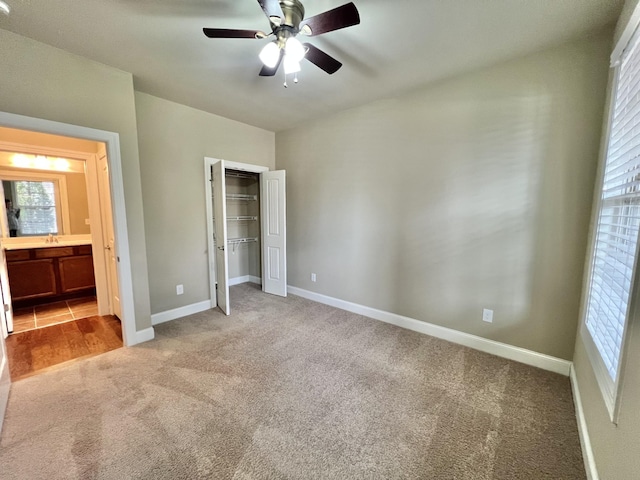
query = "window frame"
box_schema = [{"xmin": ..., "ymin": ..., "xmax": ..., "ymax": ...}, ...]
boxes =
[
  {"xmin": 0, "ymin": 170, "xmax": 71, "ymax": 239},
  {"xmin": 579, "ymin": 39, "xmax": 640, "ymax": 424}
]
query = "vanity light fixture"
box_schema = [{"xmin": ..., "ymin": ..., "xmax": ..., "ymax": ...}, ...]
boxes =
[{"xmin": 10, "ymin": 153, "xmax": 73, "ymax": 172}]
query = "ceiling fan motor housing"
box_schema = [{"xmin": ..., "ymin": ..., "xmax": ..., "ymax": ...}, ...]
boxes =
[
  {"xmin": 273, "ymin": 0, "xmax": 305, "ymax": 47},
  {"xmin": 279, "ymin": 0, "xmax": 305, "ymax": 28}
]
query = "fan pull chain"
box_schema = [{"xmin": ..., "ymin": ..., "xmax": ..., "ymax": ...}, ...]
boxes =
[{"xmin": 283, "ymin": 73, "xmax": 299, "ymax": 88}]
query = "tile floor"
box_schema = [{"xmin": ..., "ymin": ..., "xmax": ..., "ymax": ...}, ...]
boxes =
[{"xmin": 11, "ymin": 296, "xmax": 99, "ymax": 333}]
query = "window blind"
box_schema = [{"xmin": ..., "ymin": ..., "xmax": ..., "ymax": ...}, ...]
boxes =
[{"xmin": 585, "ymin": 27, "xmax": 640, "ymax": 381}]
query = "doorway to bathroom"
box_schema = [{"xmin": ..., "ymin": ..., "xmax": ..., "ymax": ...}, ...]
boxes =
[{"xmin": 0, "ymin": 126, "xmax": 123, "ymax": 380}]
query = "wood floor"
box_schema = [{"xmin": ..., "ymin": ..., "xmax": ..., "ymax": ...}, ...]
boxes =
[{"xmin": 6, "ymin": 315, "xmax": 123, "ymax": 381}]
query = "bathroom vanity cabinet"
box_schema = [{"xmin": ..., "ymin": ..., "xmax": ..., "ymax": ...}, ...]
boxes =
[{"xmin": 5, "ymin": 244, "xmax": 95, "ymax": 305}]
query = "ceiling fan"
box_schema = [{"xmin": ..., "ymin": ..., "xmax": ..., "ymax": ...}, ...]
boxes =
[{"xmin": 203, "ymin": 0, "xmax": 360, "ymax": 84}]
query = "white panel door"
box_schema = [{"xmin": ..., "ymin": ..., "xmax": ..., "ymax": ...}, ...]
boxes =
[
  {"xmin": 0, "ymin": 244, "xmax": 11, "ymax": 433},
  {"xmin": 0, "ymin": 181, "xmax": 13, "ymax": 335},
  {"xmin": 97, "ymin": 146, "xmax": 121, "ymax": 319},
  {"xmin": 213, "ymin": 161, "xmax": 230, "ymax": 315},
  {"xmin": 260, "ymin": 170, "xmax": 287, "ymax": 297}
]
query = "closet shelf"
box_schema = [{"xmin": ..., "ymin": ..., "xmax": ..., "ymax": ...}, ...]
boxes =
[
  {"xmin": 227, "ymin": 216, "xmax": 257, "ymax": 222},
  {"xmin": 226, "ymin": 171, "xmax": 256, "ymax": 179},
  {"xmin": 227, "ymin": 193, "xmax": 257, "ymax": 201},
  {"xmin": 227, "ymin": 237, "xmax": 258, "ymax": 244}
]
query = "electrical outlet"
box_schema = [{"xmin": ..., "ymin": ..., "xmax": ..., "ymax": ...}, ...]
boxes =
[
  {"xmin": 482, "ymin": 308, "xmax": 493, "ymax": 323},
  {"xmin": 311, "ymin": 273, "xmax": 317, "ymax": 282},
  {"xmin": 176, "ymin": 284, "xmax": 184, "ymax": 295},
  {"xmin": 85, "ymin": 218, "xmax": 90, "ymax": 225}
]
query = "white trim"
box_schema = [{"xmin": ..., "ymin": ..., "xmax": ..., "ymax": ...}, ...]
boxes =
[
  {"xmin": 229, "ymin": 275, "xmax": 262, "ymax": 286},
  {"xmin": 0, "ymin": 111, "xmax": 139, "ymax": 347},
  {"xmin": 133, "ymin": 326, "xmax": 155, "ymax": 344},
  {"xmin": 151, "ymin": 300, "xmax": 212, "ymax": 326},
  {"xmin": 612, "ymin": 1, "xmax": 640, "ymax": 66},
  {"xmin": 0, "ymin": 352, "xmax": 9, "ymax": 434},
  {"xmin": 223, "ymin": 160, "xmax": 269, "ymax": 173},
  {"xmin": 287, "ymin": 286, "xmax": 572, "ymax": 376},
  {"xmin": 570, "ymin": 365, "xmax": 600, "ymax": 480},
  {"xmin": 580, "ymin": 326, "xmax": 617, "ymax": 419}
]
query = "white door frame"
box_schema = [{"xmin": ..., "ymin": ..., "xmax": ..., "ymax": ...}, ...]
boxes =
[
  {"xmin": 204, "ymin": 157, "xmax": 268, "ymax": 307},
  {"xmin": 0, "ymin": 111, "xmax": 138, "ymax": 346}
]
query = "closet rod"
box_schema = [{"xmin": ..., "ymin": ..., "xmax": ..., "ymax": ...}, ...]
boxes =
[
  {"xmin": 227, "ymin": 237, "xmax": 258, "ymax": 244},
  {"xmin": 226, "ymin": 193, "xmax": 257, "ymax": 201},
  {"xmin": 227, "ymin": 216, "xmax": 257, "ymax": 221}
]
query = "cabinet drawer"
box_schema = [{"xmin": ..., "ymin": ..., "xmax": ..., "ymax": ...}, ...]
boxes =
[
  {"xmin": 34, "ymin": 247, "xmax": 75, "ymax": 259},
  {"xmin": 77, "ymin": 245, "xmax": 92, "ymax": 255},
  {"xmin": 5, "ymin": 250, "xmax": 31, "ymax": 262}
]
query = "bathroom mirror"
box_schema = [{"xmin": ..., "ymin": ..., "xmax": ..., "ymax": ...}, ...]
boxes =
[{"xmin": 0, "ymin": 169, "xmax": 90, "ymax": 239}]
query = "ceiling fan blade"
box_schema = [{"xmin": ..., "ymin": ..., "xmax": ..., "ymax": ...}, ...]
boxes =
[
  {"xmin": 257, "ymin": 0, "xmax": 284, "ymax": 21},
  {"xmin": 299, "ymin": 2, "xmax": 360, "ymax": 37},
  {"xmin": 259, "ymin": 50, "xmax": 285, "ymax": 76},
  {"xmin": 203, "ymin": 28, "xmax": 264, "ymax": 39},
  {"xmin": 303, "ymin": 43, "xmax": 342, "ymax": 74}
]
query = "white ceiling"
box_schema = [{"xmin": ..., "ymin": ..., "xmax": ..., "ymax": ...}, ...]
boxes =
[{"xmin": 0, "ymin": 0, "xmax": 624, "ymax": 132}]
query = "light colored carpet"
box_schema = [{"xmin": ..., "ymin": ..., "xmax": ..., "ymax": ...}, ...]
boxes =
[{"xmin": 0, "ymin": 283, "xmax": 584, "ymax": 479}]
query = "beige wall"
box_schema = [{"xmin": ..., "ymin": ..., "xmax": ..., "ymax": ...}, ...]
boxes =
[
  {"xmin": 134, "ymin": 92, "xmax": 274, "ymax": 314},
  {"xmin": 615, "ymin": 0, "xmax": 640, "ymax": 45},
  {"xmin": 0, "ymin": 29, "xmax": 152, "ymax": 331},
  {"xmin": 66, "ymin": 173, "xmax": 90, "ymax": 235},
  {"xmin": 276, "ymin": 30, "xmax": 612, "ymax": 360},
  {"xmin": 572, "ymin": 2, "xmax": 640, "ymax": 478}
]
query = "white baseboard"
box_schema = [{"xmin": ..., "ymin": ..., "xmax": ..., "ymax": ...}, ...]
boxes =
[
  {"xmin": 129, "ymin": 326, "xmax": 155, "ymax": 345},
  {"xmin": 151, "ymin": 300, "xmax": 213, "ymax": 326},
  {"xmin": 150, "ymin": 278, "xmax": 262, "ymax": 328},
  {"xmin": 570, "ymin": 365, "xmax": 599, "ymax": 480},
  {"xmin": 229, "ymin": 275, "xmax": 262, "ymax": 286},
  {"xmin": 287, "ymin": 286, "xmax": 572, "ymax": 376}
]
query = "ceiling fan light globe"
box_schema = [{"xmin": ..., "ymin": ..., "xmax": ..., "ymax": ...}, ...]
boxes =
[
  {"xmin": 283, "ymin": 56, "xmax": 301, "ymax": 75},
  {"xmin": 285, "ymin": 37, "xmax": 306, "ymax": 63},
  {"xmin": 259, "ymin": 42, "xmax": 281, "ymax": 68}
]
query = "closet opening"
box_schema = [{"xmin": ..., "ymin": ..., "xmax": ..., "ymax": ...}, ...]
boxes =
[
  {"xmin": 224, "ymin": 169, "xmax": 262, "ymax": 287},
  {"xmin": 205, "ymin": 158, "xmax": 287, "ymax": 316}
]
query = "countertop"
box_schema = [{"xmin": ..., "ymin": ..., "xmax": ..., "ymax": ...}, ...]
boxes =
[{"xmin": 2, "ymin": 235, "xmax": 92, "ymax": 250}]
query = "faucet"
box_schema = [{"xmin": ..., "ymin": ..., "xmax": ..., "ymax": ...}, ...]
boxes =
[{"xmin": 45, "ymin": 233, "xmax": 59, "ymax": 244}]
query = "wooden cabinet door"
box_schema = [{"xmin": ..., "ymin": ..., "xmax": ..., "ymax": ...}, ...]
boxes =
[
  {"xmin": 58, "ymin": 256, "xmax": 96, "ymax": 293},
  {"xmin": 7, "ymin": 260, "xmax": 57, "ymax": 300}
]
